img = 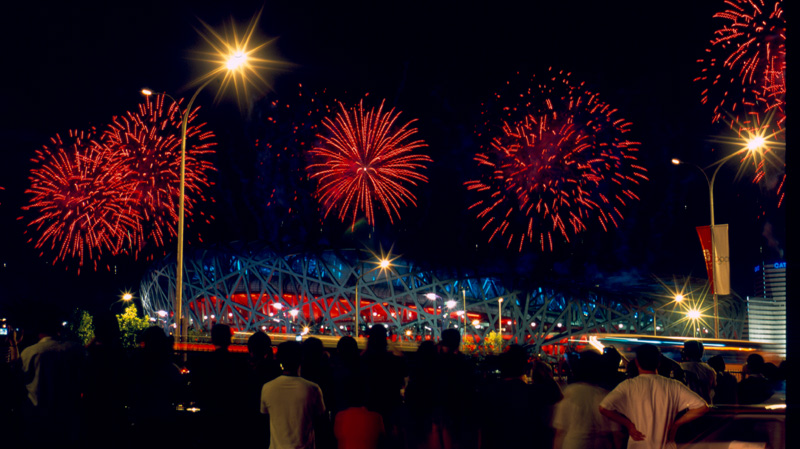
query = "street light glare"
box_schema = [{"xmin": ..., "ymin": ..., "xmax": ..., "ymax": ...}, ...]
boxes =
[
  {"xmin": 192, "ymin": 8, "xmax": 286, "ymax": 108},
  {"xmin": 675, "ymin": 294, "xmax": 684, "ymax": 302},
  {"xmin": 671, "ymin": 158, "xmax": 681, "ymax": 165},
  {"xmin": 141, "ymin": 88, "xmax": 153, "ymax": 96},
  {"xmin": 226, "ymin": 51, "xmax": 247, "ymax": 71},
  {"xmin": 747, "ymin": 136, "xmax": 765, "ymax": 152},
  {"xmin": 379, "ymin": 259, "xmax": 391, "ymax": 269},
  {"xmin": 425, "ymin": 293, "xmax": 438, "ymax": 300},
  {"xmin": 687, "ymin": 309, "xmax": 701, "ymax": 320},
  {"xmin": 122, "ymin": 293, "xmax": 133, "ymax": 301}
]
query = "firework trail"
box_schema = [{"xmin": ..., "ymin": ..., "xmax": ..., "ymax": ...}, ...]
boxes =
[
  {"xmin": 308, "ymin": 99, "xmax": 432, "ymax": 229},
  {"xmin": 252, "ymin": 84, "xmax": 333, "ymax": 242},
  {"xmin": 23, "ymin": 129, "xmax": 141, "ymax": 272},
  {"xmin": 102, "ymin": 94, "xmax": 216, "ymax": 254},
  {"xmin": 466, "ymin": 69, "xmax": 648, "ymax": 252},
  {"xmin": 696, "ymin": 0, "xmax": 785, "ymax": 126}
]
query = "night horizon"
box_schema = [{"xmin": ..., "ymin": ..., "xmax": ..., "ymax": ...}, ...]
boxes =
[{"xmin": 0, "ymin": 0, "xmax": 785, "ymax": 318}]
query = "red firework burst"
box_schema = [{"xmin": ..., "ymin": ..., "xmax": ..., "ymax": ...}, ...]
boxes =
[
  {"xmin": 696, "ymin": 0, "xmax": 785, "ymax": 126},
  {"xmin": 23, "ymin": 129, "xmax": 142, "ymax": 271},
  {"xmin": 466, "ymin": 69, "xmax": 648, "ymax": 252},
  {"xmin": 102, "ymin": 94, "xmax": 216, "ymax": 253},
  {"xmin": 308, "ymin": 100, "xmax": 432, "ymax": 228}
]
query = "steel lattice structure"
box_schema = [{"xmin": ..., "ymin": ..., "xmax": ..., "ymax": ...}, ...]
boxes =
[{"xmin": 140, "ymin": 242, "xmax": 745, "ymax": 353}]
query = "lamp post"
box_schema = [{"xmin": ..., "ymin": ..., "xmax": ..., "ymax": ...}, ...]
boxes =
[
  {"xmin": 354, "ymin": 257, "xmax": 391, "ymax": 339},
  {"xmin": 142, "ymin": 50, "xmax": 256, "ymax": 346},
  {"xmin": 289, "ymin": 309, "xmax": 299, "ymax": 333},
  {"xmin": 498, "ymin": 297, "xmax": 504, "ymax": 343},
  {"xmin": 461, "ymin": 287, "xmax": 467, "ymax": 341},
  {"xmin": 446, "ymin": 300, "xmax": 457, "ymax": 335},
  {"xmin": 672, "ymin": 138, "xmax": 763, "ymax": 339},
  {"xmin": 425, "ymin": 293, "xmax": 442, "ymax": 339}
]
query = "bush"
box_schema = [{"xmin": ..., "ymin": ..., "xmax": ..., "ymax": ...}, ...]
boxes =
[{"xmin": 117, "ymin": 304, "xmax": 151, "ymax": 348}]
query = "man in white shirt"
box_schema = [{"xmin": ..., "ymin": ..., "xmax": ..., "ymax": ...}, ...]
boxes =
[
  {"xmin": 599, "ymin": 344, "xmax": 708, "ymax": 449},
  {"xmin": 261, "ymin": 341, "xmax": 326, "ymax": 449}
]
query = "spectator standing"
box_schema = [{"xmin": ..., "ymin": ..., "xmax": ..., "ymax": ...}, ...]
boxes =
[
  {"xmin": 361, "ymin": 325, "xmax": 407, "ymax": 446},
  {"xmin": 479, "ymin": 345, "xmax": 562, "ymax": 449},
  {"xmin": 20, "ymin": 314, "xmax": 85, "ymax": 447},
  {"xmin": 436, "ymin": 329, "xmax": 478, "ymax": 449},
  {"xmin": 333, "ymin": 387, "xmax": 385, "ymax": 449},
  {"xmin": 706, "ymin": 355, "xmax": 737, "ymax": 405},
  {"xmin": 598, "ymin": 347, "xmax": 627, "ymax": 391},
  {"xmin": 553, "ymin": 351, "xmax": 623, "ymax": 449},
  {"xmin": 245, "ymin": 331, "xmax": 282, "ymax": 446},
  {"xmin": 679, "ymin": 340, "xmax": 717, "ymax": 404},
  {"xmin": 737, "ymin": 353, "xmax": 774, "ymax": 405},
  {"xmin": 129, "ymin": 326, "xmax": 183, "ymax": 447},
  {"xmin": 331, "ymin": 336, "xmax": 362, "ymax": 414},
  {"xmin": 81, "ymin": 311, "xmax": 129, "ymax": 449},
  {"xmin": 302, "ymin": 337, "xmax": 335, "ymax": 449},
  {"xmin": 404, "ymin": 340, "xmax": 440, "ymax": 449},
  {"xmin": 599, "ymin": 344, "xmax": 708, "ymax": 449},
  {"xmin": 261, "ymin": 341, "xmax": 326, "ymax": 449}
]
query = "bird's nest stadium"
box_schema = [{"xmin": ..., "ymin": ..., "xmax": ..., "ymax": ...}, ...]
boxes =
[{"xmin": 140, "ymin": 242, "xmax": 746, "ymax": 355}]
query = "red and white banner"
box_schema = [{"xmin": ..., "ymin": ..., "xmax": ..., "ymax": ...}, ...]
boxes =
[{"xmin": 696, "ymin": 224, "xmax": 730, "ymax": 295}]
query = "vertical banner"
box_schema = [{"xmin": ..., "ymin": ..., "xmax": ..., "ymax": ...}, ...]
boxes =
[
  {"xmin": 696, "ymin": 226, "xmax": 715, "ymax": 291},
  {"xmin": 696, "ymin": 224, "xmax": 731, "ymax": 295},
  {"xmin": 712, "ymin": 224, "xmax": 730, "ymax": 295}
]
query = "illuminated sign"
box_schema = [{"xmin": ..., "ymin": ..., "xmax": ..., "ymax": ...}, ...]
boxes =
[{"xmin": 773, "ymin": 262, "xmax": 786, "ymax": 269}]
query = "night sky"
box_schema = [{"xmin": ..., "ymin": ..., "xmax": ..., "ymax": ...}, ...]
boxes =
[{"xmin": 0, "ymin": 0, "xmax": 786, "ymax": 316}]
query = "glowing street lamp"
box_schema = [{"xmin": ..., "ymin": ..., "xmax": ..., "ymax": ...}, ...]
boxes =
[
  {"xmin": 110, "ymin": 291, "xmax": 134, "ymax": 311},
  {"xmin": 354, "ymin": 255, "xmax": 393, "ymax": 339},
  {"xmin": 687, "ymin": 308, "xmax": 702, "ymax": 338},
  {"xmin": 672, "ymin": 143, "xmax": 762, "ymax": 339},
  {"xmin": 141, "ymin": 10, "xmax": 280, "ymax": 346}
]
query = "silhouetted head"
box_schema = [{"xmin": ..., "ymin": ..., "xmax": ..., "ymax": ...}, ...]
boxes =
[
  {"xmin": 248, "ymin": 331, "xmax": 272, "ymax": 359},
  {"xmin": 683, "ymin": 340, "xmax": 704, "ymax": 361},
  {"xmin": 277, "ymin": 341, "xmax": 303, "ymax": 374},
  {"xmin": 571, "ymin": 350, "xmax": 602, "ymax": 383},
  {"xmin": 211, "ymin": 324, "xmax": 232, "ymax": 348},
  {"xmin": 337, "ymin": 335, "xmax": 359, "ymax": 361},
  {"xmin": 707, "ymin": 355, "xmax": 726, "ymax": 373},
  {"xmin": 762, "ymin": 362, "xmax": 778, "ymax": 380},
  {"xmin": 302, "ymin": 337, "xmax": 325, "ymax": 361},
  {"xmin": 139, "ymin": 326, "xmax": 172, "ymax": 360},
  {"xmin": 634, "ymin": 344, "xmax": 661, "ymax": 371},
  {"xmin": 746, "ymin": 353, "xmax": 765, "ymax": 375},
  {"xmin": 92, "ymin": 310, "xmax": 121, "ymax": 346},
  {"xmin": 440, "ymin": 329, "xmax": 461, "ymax": 352},
  {"xmin": 499, "ymin": 344, "xmax": 528, "ymax": 378},
  {"xmin": 366, "ymin": 324, "xmax": 387, "ymax": 353},
  {"xmin": 601, "ymin": 346, "xmax": 622, "ymax": 371}
]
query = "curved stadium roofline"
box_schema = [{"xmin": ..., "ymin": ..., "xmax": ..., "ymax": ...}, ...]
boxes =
[{"xmin": 140, "ymin": 241, "xmax": 746, "ymax": 353}]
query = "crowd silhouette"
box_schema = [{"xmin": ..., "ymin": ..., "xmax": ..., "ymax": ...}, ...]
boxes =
[{"xmin": 0, "ymin": 314, "xmax": 787, "ymax": 449}]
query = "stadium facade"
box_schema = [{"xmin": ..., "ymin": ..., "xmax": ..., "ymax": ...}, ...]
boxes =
[{"xmin": 140, "ymin": 242, "xmax": 746, "ymax": 354}]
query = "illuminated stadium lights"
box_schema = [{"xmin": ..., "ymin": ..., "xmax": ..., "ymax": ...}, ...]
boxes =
[{"xmin": 139, "ymin": 246, "xmax": 746, "ymax": 352}]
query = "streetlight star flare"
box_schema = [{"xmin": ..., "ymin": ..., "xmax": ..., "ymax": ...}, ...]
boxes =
[{"xmin": 192, "ymin": 8, "xmax": 286, "ymax": 107}]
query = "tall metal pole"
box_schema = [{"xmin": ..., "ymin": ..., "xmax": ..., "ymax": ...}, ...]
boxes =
[
  {"xmin": 708, "ymin": 162, "xmax": 726, "ymax": 340},
  {"xmin": 355, "ymin": 276, "xmax": 360, "ymax": 339},
  {"xmin": 174, "ymin": 78, "xmax": 214, "ymax": 346},
  {"xmin": 462, "ymin": 288, "xmax": 467, "ymax": 341},
  {"xmin": 498, "ymin": 297, "xmax": 503, "ymax": 343}
]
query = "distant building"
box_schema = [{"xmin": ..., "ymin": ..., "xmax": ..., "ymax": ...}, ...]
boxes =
[{"xmin": 746, "ymin": 261, "xmax": 786, "ymax": 357}]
